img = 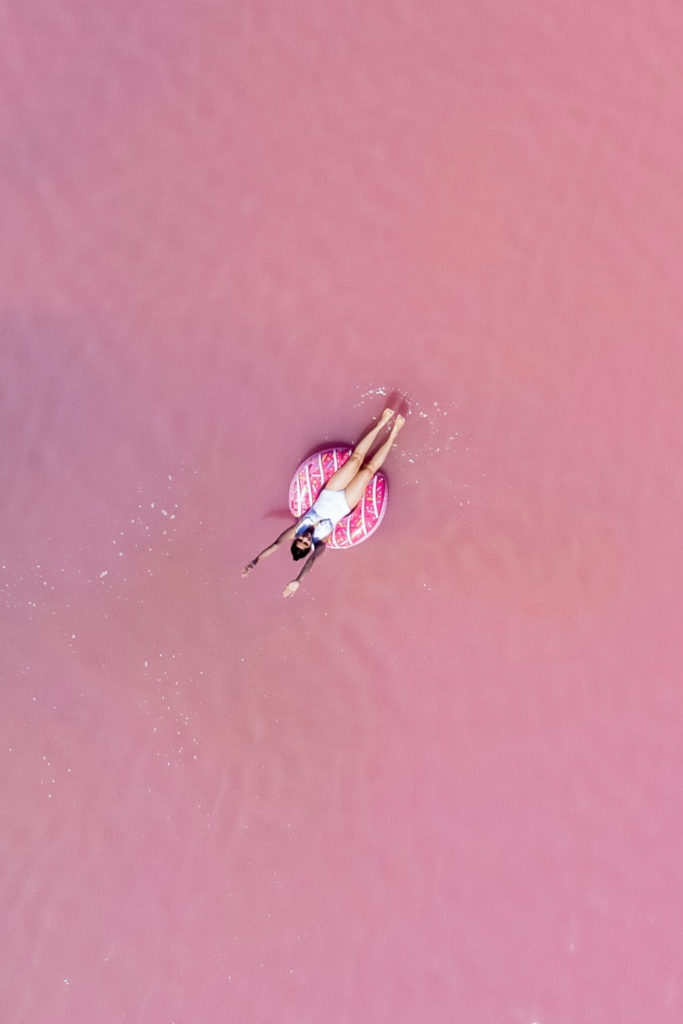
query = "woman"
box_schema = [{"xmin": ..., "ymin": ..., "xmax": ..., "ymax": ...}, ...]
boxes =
[{"xmin": 242, "ymin": 407, "xmax": 405, "ymax": 597}]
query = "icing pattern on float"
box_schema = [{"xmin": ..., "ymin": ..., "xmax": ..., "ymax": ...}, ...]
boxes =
[{"xmin": 288, "ymin": 446, "xmax": 388, "ymax": 549}]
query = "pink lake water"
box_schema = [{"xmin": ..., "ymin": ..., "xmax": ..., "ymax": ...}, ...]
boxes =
[{"xmin": 2, "ymin": 2, "xmax": 683, "ymax": 1022}]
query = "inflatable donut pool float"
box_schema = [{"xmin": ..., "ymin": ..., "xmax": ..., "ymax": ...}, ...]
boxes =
[{"xmin": 288, "ymin": 446, "xmax": 388, "ymax": 549}]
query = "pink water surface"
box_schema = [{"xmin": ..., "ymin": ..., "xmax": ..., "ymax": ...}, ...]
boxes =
[{"xmin": 2, "ymin": 2, "xmax": 683, "ymax": 1022}]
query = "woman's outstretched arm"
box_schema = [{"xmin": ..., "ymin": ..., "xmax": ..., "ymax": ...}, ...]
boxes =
[
  {"xmin": 283, "ymin": 542, "xmax": 326, "ymax": 597},
  {"xmin": 242, "ymin": 524, "xmax": 297, "ymax": 576}
]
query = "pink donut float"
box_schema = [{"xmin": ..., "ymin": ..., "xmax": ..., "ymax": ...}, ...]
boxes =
[{"xmin": 288, "ymin": 446, "xmax": 388, "ymax": 549}]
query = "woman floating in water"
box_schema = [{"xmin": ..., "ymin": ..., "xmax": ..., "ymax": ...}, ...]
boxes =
[{"xmin": 242, "ymin": 407, "xmax": 405, "ymax": 597}]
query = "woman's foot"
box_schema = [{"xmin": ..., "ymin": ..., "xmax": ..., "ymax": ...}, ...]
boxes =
[
  {"xmin": 379, "ymin": 408, "xmax": 394, "ymax": 426},
  {"xmin": 392, "ymin": 413, "xmax": 406, "ymax": 435}
]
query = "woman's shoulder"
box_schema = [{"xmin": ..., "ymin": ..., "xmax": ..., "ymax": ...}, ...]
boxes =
[{"xmin": 295, "ymin": 510, "xmax": 316, "ymax": 534}]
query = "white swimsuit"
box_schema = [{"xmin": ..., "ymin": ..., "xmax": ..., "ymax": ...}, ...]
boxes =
[{"xmin": 295, "ymin": 487, "xmax": 352, "ymax": 543}]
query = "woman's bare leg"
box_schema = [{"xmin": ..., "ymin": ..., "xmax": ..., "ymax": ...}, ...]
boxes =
[
  {"xmin": 344, "ymin": 414, "xmax": 405, "ymax": 510},
  {"xmin": 324, "ymin": 408, "xmax": 394, "ymax": 492}
]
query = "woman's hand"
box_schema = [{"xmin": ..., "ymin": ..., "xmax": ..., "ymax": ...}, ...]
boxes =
[
  {"xmin": 283, "ymin": 580, "xmax": 300, "ymax": 598},
  {"xmin": 242, "ymin": 559, "xmax": 257, "ymax": 577}
]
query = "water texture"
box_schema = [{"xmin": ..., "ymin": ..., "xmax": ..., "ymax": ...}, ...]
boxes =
[{"xmin": 2, "ymin": 2, "xmax": 683, "ymax": 1022}]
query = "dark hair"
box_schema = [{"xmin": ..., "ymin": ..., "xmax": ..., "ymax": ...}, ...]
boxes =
[{"xmin": 291, "ymin": 533, "xmax": 312, "ymax": 560}]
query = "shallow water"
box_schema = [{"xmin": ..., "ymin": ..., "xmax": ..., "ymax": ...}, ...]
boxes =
[{"xmin": 3, "ymin": 2, "xmax": 683, "ymax": 1022}]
